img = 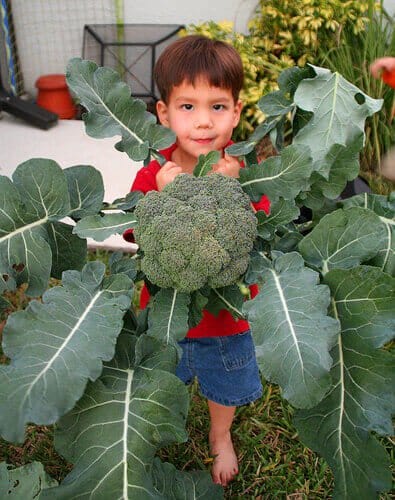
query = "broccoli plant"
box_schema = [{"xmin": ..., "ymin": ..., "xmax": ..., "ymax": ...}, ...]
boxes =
[
  {"xmin": 134, "ymin": 174, "xmax": 257, "ymax": 292},
  {"xmin": 0, "ymin": 58, "xmax": 393, "ymax": 499}
]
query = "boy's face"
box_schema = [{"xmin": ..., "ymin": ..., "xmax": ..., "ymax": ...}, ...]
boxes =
[{"xmin": 156, "ymin": 78, "xmax": 242, "ymax": 168}]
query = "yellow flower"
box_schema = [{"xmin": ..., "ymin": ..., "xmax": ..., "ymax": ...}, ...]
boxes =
[
  {"xmin": 310, "ymin": 18, "xmax": 323, "ymax": 30},
  {"xmin": 297, "ymin": 18, "xmax": 308, "ymax": 30},
  {"xmin": 297, "ymin": 54, "xmax": 309, "ymax": 66},
  {"xmin": 279, "ymin": 31, "xmax": 293, "ymax": 41},
  {"xmin": 217, "ymin": 20, "xmax": 234, "ymax": 33},
  {"xmin": 325, "ymin": 20, "xmax": 338, "ymax": 31}
]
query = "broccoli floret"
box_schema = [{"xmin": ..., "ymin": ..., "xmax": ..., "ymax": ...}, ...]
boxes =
[{"xmin": 134, "ymin": 173, "xmax": 257, "ymax": 293}]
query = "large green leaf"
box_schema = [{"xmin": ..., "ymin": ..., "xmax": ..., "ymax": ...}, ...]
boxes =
[
  {"xmin": 46, "ymin": 221, "xmax": 87, "ymax": 279},
  {"xmin": 294, "ymin": 266, "xmax": 394, "ymax": 499},
  {"xmin": 243, "ymin": 252, "xmax": 339, "ymax": 408},
  {"xmin": 206, "ymin": 285, "xmax": 245, "ymax": 319},
  {"xmin": 258, "ymin": 90, "xmax": 293, "ymax": 116},
  {"xmin": 0, "ymin": 159, "xmax": 71, "ymax": 295},
  {"xmin": 306, "ymin": 132, "xmax": 363, "ymax": 203},
  {"xmin": 66, "ymin": 58, "xmax": 175, "ymax": 163},
  {"xmin": 244, "ymin": 249, "xmax": 272, "ymax": 285},
  {"xmin": 0, "ymin": 461, "xmax": 57, "ymax": 498},
  {"xmin": 188, "ymin": 289, "xmax": 210, "ymax": 328},
  {"xmin": 295, "ymin": 335, "xmax": 393, "ymax": 499},
  {"xmin": 111, "ymin": 191, "xmax": 144, "ymax": 211},
  {"xmin": 0, "ymin": 261, "xmax": 133, "ymax": 443},
  {"xmin": 152, "ymin": 459, "xmax": 223, "ymax": 499},
  {"xmin": 324, "ymin": 266, "xmax": 395, "ymax": 350},
  {"xmin": 109, "ymin": 252, "xmax": 138, "ymax": 281},
  {"xmin": 277, "ymin": 66, "xmax": 314, "ymax": 95},
  {"xmin": 341, "ymin": 193, "xmax": 395, "ymax": 276},
  {"xmin": 74, "ymin": 213, "xmax": 137, "ymax": 241},
  {"xmin": 11, "ymin": 158, "xmax": 70, "ymax": 218},
  {"xmin": 42, "ymin": 333, "xmax": 189, "ymax": 499},
  {"xmin": 238, "ymin": 144, "xmax": 312, "ymax": 202},
  {"xmin": 293, "ymin": 66, "xmax": 382, "ymax": 178},
  {"xmin": 64, "ymin": 165, "xmax": 104, "ymax": 218},
  {"xmin": 256, "ymin": 199, "xmax": 299, "ymax": 241},
  {"xmin": 299, "ymin": 207, "xmax": 388, "ymax": 274},
  {"xmin": 341, "ymin": 192, "xmax": 395, "ymax": 217},
  {"xmin": 148, "ymin": 289, "xmax": 191, "ymax": 345},
  {"xmin": 225, "ymin": 116, "xmax": 281, "ymax": 157},
  {"xmin": 193, "ymin": 151, "xmax": 220, "ymax": 177}
]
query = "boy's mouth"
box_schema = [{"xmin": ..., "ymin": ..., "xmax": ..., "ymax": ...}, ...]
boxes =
[{"xmin": 193, "ymin": 138, "xmax": 214, "ymax": 144}]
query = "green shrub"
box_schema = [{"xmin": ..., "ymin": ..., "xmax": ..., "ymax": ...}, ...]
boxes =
[
  {"xmin": 249, "ymin": 0, "xmax": 370, "ymax": 65},
  {"xmin": 183, "ymin": 0, "xmax": 375, "ymax": 140},
  {"xmin": 319, "ymin": 5, "xmax": 395, "ymax": 176}
]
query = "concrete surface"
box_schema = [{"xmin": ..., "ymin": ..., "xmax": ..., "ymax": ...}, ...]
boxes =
[{"xmin": 0, "ymin": 113, "xmax": 141, "ymax": 252}]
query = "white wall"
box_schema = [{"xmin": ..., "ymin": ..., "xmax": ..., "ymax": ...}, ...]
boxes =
[
  {"xmin": 124, "ymin": 0, "xmax": 395, "ymax": 27},
  {"xmin": 385, "ymin": 0, "xmax": 395, "ymax": 14},
  {"xmin": 123, "ymin": 0, "xmax": 258, "ymax": 33}
]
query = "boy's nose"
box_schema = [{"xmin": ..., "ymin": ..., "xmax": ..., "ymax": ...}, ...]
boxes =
[{"xmin": 194, "ymin": 111, "xmax": 213, "ymax": 128}]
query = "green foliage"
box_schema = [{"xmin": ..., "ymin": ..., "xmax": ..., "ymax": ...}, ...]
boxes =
[
  {"xmin": 295, "ymin": 268, "xmax": 394, "ymax": 498},
  {"xmin": 244, "ymin": 252, "xmax": 339, "ymax": 409},
  {"xmin": 0, "ymin": 57, "xmax": 393, "ymax": 499},
  {"xmin": 319, "ymin": 6, "xmax": 395, "ymax": 174},
  {"xmin": 0, "ymin": 262, "xmax": 133, "ymax": 443},
  {"xmin": 245, "ymin": 66, "xmax": 382, "ymax": 211},
  {"xmin": 249, "ymin": 0, "xmax": 371, "ymax": 64},
  {"xmin": 134, "ymin": 174, "xmax": 257, "ymax": 292},
  {"xmin": 183, "ymin": 0, "xmax": 376, "ymax": 140},
  {"xmin": 0, "ymin": 382, "xmax": 339, "ymax": 498},
  {"xmin": 66, "ymin": 58, "xmax": 175, "ymax": 164},
  {"xmin": 40, "ymin": 334, "xmax": 191, "ymax": 499},
  {"xmin": 183, "ymin": 0, "xmax": 394, "ymax": 180},
  {"xmin": 0, "ymin": 461, "xmax": 58, "ymax": 497},
  {"xmin": 0, "ymin": 159, "xmax": 107, "ymax": 300}
]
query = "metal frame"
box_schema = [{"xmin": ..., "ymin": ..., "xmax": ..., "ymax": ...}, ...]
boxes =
[{"xmin": 82, "ymin": 24, "xmax": 184, "ymax": 101}]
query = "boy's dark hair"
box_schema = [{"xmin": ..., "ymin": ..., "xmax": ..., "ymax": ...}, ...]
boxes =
[{"xmin": 154, "ymin": 35, "xmax": 244, "ymax": 103}]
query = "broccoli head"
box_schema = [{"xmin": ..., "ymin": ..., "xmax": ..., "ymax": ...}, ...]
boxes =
[{"xmin": 134, "ymin": 173, "xmax": 257, "ymax": 292}]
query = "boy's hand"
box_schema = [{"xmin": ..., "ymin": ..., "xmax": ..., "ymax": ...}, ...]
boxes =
[
  {"xmin": 370, "ymin": 57, "xmax": 395, "ymax": 78},
  {"xmin": 156, "ymin": 161, "xmax": 183, "ymax": 191},
  {"xmin": 212, "ymin": 153, "xmax": 241, "ymax": 178}
]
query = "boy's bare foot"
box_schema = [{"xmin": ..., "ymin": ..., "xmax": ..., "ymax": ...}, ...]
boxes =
[{"xmin": 209, "ymin": 430, "xmax": 239, "ymax": 487}]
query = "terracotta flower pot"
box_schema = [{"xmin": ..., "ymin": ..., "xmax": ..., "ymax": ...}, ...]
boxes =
[{"xmin": 35, "ymin": 74, "xmax": 77, "ymax": 119}]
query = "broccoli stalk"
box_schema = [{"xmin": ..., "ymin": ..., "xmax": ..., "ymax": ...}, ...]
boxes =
[{"xmin": 134, "ymin": 173, "xmax": 257, "ymax": 293}]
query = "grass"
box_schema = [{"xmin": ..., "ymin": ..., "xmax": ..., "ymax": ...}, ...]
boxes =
[
  {"xmin": 159, "ymin": 381, "xmax": 335, "ymax": 499},
  {"xmin": 0, "ymin": 375, "xmax": 335, "ymax": 498},
  {"xmin": 0, "ymin": 374, "xmax": 393, "ymax": 498}
]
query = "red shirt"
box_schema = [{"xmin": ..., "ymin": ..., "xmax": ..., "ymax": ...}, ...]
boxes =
[{"xmin": 125, "ymin": 143, "xmax": 270, "ymax": 338}]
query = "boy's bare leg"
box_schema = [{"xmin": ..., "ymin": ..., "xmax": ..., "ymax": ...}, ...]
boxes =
[{"xmin": 207, "ymin": 400, "xmax": 239, "ymax": 486}]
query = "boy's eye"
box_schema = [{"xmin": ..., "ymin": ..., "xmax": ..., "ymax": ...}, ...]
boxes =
[
  {"xmin": 213, "ymin": 104, "xmax": 225, "ymax": 111},
  {"xmin": 181, "ymin": 104, "xmax": 193, "ymax": 110}
]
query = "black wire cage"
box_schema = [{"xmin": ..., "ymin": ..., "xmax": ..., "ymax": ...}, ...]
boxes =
[{"xmin": 82, "ymin": 24, "xmax": 184, "ymax": 104}]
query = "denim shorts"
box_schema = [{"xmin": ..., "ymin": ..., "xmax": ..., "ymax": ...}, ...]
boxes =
[{"xmin": 176, "ymin": 330, "xmax": 262, "ymax": 407}]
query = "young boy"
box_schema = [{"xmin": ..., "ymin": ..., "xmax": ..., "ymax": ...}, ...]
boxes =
[{"xmin": 125, "ymin": 35, "xmax": 270, "ymax": 487}]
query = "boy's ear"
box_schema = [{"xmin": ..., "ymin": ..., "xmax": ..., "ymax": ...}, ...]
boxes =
[
  {"xmin": 156, "ymin": 100, "xmax": 169, "ymax": 126},
  {"xmin": 233, "ymin": 99, "xmax": 243, "ymax": 127}
]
